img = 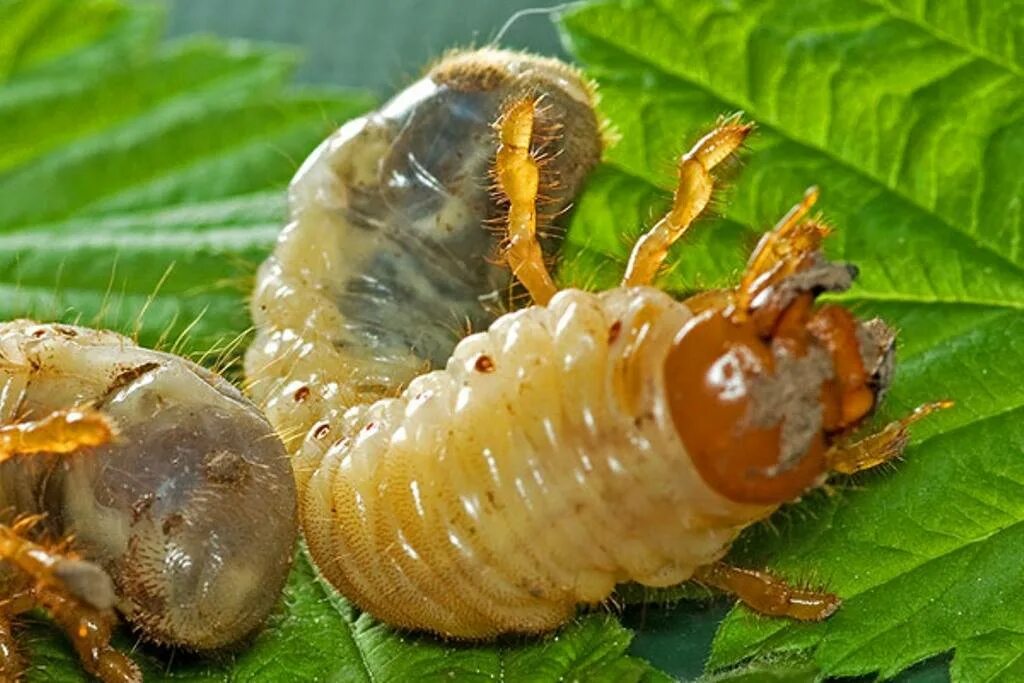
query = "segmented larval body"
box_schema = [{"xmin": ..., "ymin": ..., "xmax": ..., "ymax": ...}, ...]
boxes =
[
  {"xmin": 300, "ymin": 287, "xmax": 772, "ymax": 637},
  {"xmin": 0, "ymin": 321, "xmax": 297, "ymax": 649},
  {"xmin": 245, "ymin": 49, "xmax": 601, "ymax": 451}
]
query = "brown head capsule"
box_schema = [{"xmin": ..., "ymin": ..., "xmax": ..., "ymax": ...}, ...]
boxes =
[{"xmin": 666, "ymin": 277, "xmax": 893, "ymax": 505}]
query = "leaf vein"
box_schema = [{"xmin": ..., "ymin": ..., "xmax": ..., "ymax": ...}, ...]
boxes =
[
  {"xmin": 858, "ymin": 0, "xmax": 1024, "ymax": 78},
  {"xmin": 573, "ymin": 13, "xmax": 1024, "ymax": 280}
]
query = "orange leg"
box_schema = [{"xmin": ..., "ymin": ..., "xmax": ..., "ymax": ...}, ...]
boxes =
[
  {"xmin": 623, "ymin": 115, "xmax": 753, "ymax": 286},
  {"xmin": 694, "ymin": 562, "xmax": 840, "ymax": 621},
  {"xmin": 1, "ymin": 587, "xmax": 42, "ymax": 681},
  {"xmin": 36, "ymin": 587, "xmax": 140, "ymax": 683},
  {"xmin": 493, "ymin": 98, "xmax": 558, "ymax": 306},
  {"xmin": 827, "ymin": 400, "xmax": 954, "ymax": 475},
  {"xmin": 0, "ymin": 521, "xmax": 138, "ymax": 683},
  {"xmin": 0, "ymin": 519, "xmax": 115, "ymax": 610},
  {"xmin": 0, "ymin": 409, "xmax": 114, "ymax": 462},
  {"xmin": 731, "ymin": 187, "xmax": 830, "ymax": 321}
]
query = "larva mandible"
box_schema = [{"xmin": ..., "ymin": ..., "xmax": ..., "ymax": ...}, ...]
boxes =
[
  {"xmin": 0, "ymin": 321, "xmax": 297, "ymax": 681},
  {"xmin": 247, "ymin": 49, "xmax": 947, "ymax": 639}
]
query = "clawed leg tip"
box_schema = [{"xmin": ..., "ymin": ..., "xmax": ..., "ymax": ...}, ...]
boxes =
[
  {"xmin": 817, "ymin": 596, "xmax": 843, "ymax": 620},
  {"xmin": 771, "ymin": 594, "xmax": 842, "ymax": 622}
]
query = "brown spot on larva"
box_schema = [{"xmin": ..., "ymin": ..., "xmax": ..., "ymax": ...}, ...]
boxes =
[
  {"xmin": 293, "ymin": 385, "xmax": 311, "ymax": 402},
  {"xmin": 363, "ymin": 422, "xmax": 376, "ymax": 432},
  {"xmin": 314, "ymin": 423, "xmax": 331, "ymax": 440},
  {"xmin": 608, "ymin": 320, "xmax": 623, "ymax": 345},
  {"xmin": 355, "ymin": 382, "xmax": 389, "ymax": 395},
  {"xmin": 633, "ymin": 411, "xmax": 655, "ymax": 429},
  {"xmin": 54, "ymin": 325, "xmax": 78, "ymax": 337},
  {"xmin": 162, "ymin": 513, "xmax": 184, "ymax": 536},
  {"xmin": 475, "ymin": 354, "xmax": 496, "ymax": 373},
  {"xmin": 100, "ymin": 362, "xmax": 161, "ymax": 404},
  {"xmin": 32, "ymin": 329, "xmax": 46, "ymax": 338},
  {"xmin": 131, "ymin": 493, "xmax": 154, "ymax": 522},
  {"xmin": 203, "ymin": 450, "xmax": 247, "ymax": 485}
]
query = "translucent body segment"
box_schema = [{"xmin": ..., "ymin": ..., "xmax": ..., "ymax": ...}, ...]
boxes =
[
  {"xmin": 0, "ymin": 321, "xmax": 296, "ymax": 651},
  {"xmin": 245, "ymin": 48, "xmax": 602, "ymax": 456}
]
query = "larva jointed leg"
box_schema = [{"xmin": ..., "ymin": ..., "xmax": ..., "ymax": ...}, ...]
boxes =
[
  {"xmin": 623, "ymin": 114, "xmax": 754, "ymax": 287},
  {"xmin": 0, "ymin": 409, "xmax": 113, "ymax": 462},
  {"xmin": 493, "ymin": 98, "xmax": 558, "ymax": 306},
  {"xmin": 827, "ymin": 400, "xmax": 955, "ymax": 475},
  {"xmin": 693, "ymin": 562, "xmax": 840, "ymax": 621},
  {"xmin": 0, "ymin": 421, "xmax": 139, "ymax": 683},
  {"xmin": 249, "ymin": 50, "xmax": 949, "ymax": 639}
]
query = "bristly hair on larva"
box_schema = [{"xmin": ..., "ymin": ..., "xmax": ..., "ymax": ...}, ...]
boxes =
[
  {"xmin": 6, "ymin": 244, "xmax": 266, "ymax": 382},
  {"xmin": 246, "ymin": 48, "xmax": 951, "ymax": 640}
]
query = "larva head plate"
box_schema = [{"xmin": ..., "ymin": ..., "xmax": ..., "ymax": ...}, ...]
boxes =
[{"xmin": 666, "ymin": 263, "xmax": 895, "ymax": 505}]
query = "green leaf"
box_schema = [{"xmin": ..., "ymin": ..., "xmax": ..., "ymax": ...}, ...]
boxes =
[
  {"xmin": 22, "ymin": 553, "xmax": 669, "ymax": 683},
  {"xmin": 1, "ymin": 1, "xmax": 673, "ymax": 681},
  {"xmin": 0, "ymin": 1, "xmax": 373, "ymax": 353},
  {"xmin": 9, "ymin": 0, "xmax": 1023, "ymax": 679},
  {"xmin": 0, "ymin": 0, "xmax": 138, "ymax": 81},
  {"xmin": 558, "ymin": 0, "xmax": 1024, "ymax": 680},
  {"xmin": 700, "ymin": 658, "xmax": 821, "ymax": 683}
]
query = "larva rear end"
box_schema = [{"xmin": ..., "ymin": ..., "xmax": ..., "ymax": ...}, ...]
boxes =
[
  {"xmin": 0, "ymin": 322, "xmax": 297, "ymax": 653},
  {"xmin": 246, "ymin": 49, "xmax": 603, "ymax": 457}
]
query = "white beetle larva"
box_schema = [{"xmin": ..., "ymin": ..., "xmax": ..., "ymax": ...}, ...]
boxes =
[
  {"xmin": 247, "ymin": 49, "xmax": 948, "ymax": 639},
  {"xmin": 0, "ymin": 321, "xmax": 297, "ymax": 681}
]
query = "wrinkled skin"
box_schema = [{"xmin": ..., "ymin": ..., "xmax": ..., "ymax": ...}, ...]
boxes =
[
  {"xmin": 0, "ymin": 321, "xmax": 297, "ymax": 650},
  {"xmin": 247, "ymin": 49, "xmax": 604, "ymax": 429}
]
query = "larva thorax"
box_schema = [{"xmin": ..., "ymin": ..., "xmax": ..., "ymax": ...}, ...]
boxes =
[{"xmin": 0, "ymin": 321, "xmax": 297, "ymax": 650}]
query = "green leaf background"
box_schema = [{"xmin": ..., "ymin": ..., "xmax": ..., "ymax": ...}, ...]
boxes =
[{"xmin": 1, "ymin": 0, "xmax": 1021, "ymax": 680}]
